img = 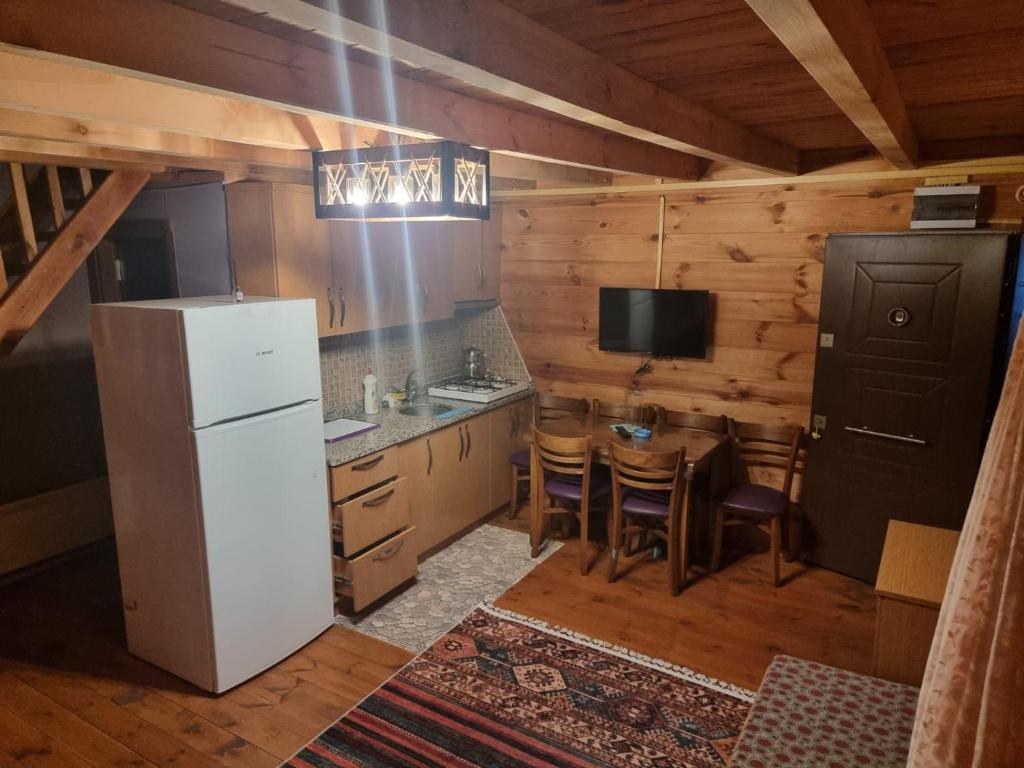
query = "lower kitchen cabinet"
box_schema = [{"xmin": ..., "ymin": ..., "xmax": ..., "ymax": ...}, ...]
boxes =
[
  {"xmin": 328, "ymin": 446, "xmax": 418, "ymax": 612},
  {"xmin": 331, "ymin": 397, "xmax": 534, "ymax": 610},
  {"xmin": 399, "ymin": 414, "xmax": 490, "ymax": 556},
  {"xmin": 399, "ymin": 399, "xmax": 531, "ymax": 557}
]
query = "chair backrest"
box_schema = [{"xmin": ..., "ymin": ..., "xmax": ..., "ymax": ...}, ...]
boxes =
[
  {"xmin": 657, "ymin": 407, "xmax": 727, "ymax": 435},
  {"xmin": 532, "ymin": 426, "xmax": 592, "ymax": 478},
  {"xmin": 536, "ymin": 393, "xmax": 589, "ymax": 424},
  {"xmin": 609, "ymin": 443, "xmax": 685, "ymax": 494},
  {"xmin": 727, "ymin": 419, "xmax": 803, "ymax": 498},
  {"xmin": 591, "ymin": 399, "xmax": 657, "ymax": 425}
]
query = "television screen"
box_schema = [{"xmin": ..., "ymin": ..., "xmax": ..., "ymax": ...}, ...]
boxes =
[{"xmin": 598, "ymin": 288, "xmax": 709, "ymax": 358}]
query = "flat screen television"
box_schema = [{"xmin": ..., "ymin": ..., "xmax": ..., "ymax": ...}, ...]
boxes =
[{"xmin": 598, "ymin": 287, "xmax": 709, "ymax": 358}]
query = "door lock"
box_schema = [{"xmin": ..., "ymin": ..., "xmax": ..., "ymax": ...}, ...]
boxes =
[{"xmin": 811, "ymin": 414, "xmax": 827, "ymax": 440}]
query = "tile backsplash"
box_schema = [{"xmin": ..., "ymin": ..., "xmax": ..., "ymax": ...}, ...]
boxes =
[{"xmin": 319, "ymin": 305, "xmax": 530, "ymax": 413}]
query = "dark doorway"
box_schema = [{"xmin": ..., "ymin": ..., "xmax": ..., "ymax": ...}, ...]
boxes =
[
  {"xmin": 803, "ymin": 232, "xmax": 1017, "ymax": 582},
  {"xmin": 89, "ymin": 219, "xmax": 179, "ymax": 302}
]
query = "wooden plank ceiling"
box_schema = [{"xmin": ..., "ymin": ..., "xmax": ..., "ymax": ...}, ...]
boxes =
[
  {"xmin": 501, "ymin": 0, "xmax": 1024, "ymax": 159},
  {"xmin": 2, "ymin": 0, "xmax": 1021, "ymax": 182}
]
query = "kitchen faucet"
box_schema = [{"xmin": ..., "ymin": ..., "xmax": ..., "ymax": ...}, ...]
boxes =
[{"xmin": 405, "ymin": 368, "xmax": 424, "ymax": 403}]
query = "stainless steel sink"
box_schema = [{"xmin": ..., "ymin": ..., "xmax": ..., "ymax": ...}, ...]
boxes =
[{"xmin": 398, "ymin": 403, "xmax": 453, "ymax": 417}]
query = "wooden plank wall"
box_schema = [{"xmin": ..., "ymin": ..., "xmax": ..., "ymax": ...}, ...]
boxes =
[{"xmin": 500, "ymin": 175, "xmax": 1024, "ymax": 427}]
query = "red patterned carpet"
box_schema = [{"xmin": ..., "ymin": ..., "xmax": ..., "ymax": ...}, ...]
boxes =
[{"xmin": 284, "ymin": 604, "xmax": 753, "ymax": 768}]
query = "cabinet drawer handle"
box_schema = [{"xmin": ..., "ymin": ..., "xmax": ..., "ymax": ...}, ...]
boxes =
[
  {"xmin": 427, "ymin": 438, "xmax": 433, "ymax": 476},
  {"xmin": 334, "ymin": 575, "xmax": 352, "ymax": 585},
  {"xmin": 352, "ymin": 454, "xmax": 385, "ymax": 471},
  {"xmin": 481, "ymin": 263, "xmax": 487, "ymax": 287},
  {"xmin": 477, "ymin": 262, "xmax": 484, "ymax": 289},
  {"xmin": 458, "ymin": 426, "xmax": 465, "ymax": 461},
  {"xmin": 465, "ymin": 424, "xmax": 472, "ymax": 457},
  {"xmin": 372, "ymin": 539, "xmax": 405, "ymax": 562},
  {"xmin": 327, "ymin": 286, "xmax": 335, "ymax": 328},
  {"xmin": 338, "ymin": 285, "xmax": 346, "ymax": 327},
  {"xmin": 843, "ymin": 426, "xmax": 927, "ymax": 446},
  {"xmin": 362, "ymin": 488, "xmax": 395, "ymax": 508}
]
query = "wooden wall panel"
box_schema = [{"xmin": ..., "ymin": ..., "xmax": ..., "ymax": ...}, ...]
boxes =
[{"xmin": 500, "ymin": 176, "xmax": 1024, "ymax": 428}]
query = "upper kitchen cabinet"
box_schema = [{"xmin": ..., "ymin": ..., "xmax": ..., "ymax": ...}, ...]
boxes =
[
  {"xmin": 226, "ymin": 182, "xmax": 335, "ymax": 335},
  {"xmin": 452, "ymin": 217, "xmax": 502, "ymax": 302},
  {"xmin": 338, "ymin": 221, "xmax": 454, "ymax": 328},
  {"xmin": 226, "ymin": 184, "xmax": 454, "ymax": 337}
]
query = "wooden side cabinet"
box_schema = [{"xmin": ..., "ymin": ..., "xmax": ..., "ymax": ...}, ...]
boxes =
[{"xmin": 873, "ymin": 520, "xmax": 959, "ymax": 685}]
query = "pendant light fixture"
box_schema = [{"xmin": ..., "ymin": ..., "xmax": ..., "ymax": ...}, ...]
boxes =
[{"xmin": 313, "ymin": 140, "xmax": 489, "ymax": 221}]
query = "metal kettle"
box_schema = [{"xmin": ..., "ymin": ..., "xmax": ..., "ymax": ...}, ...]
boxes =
[{"xmin": 463, "ymin": 347, "xmax": 487, "ymax": 379}]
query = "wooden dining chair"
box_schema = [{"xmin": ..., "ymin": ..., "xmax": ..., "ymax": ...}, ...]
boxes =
[
  {"xmin": 530, "ymin": 425, "xmax": 609, "ymax": 574},
  {"xmin": 509, "ymin": 395, "xmax": 589, "ymax": 519},
  {"xmin": 608, "ymin": 444, "xmax": 690, "ymax": 595},
  {"xmin": 591, "ymin": 399, "xmax": 658, "ymax": 426},
  {"xmin": 655, "ymin": 407, "xmax": 727, "ymax": 435},
  {"xmin": 711, "ymin": 420, "xmax": 803, "ymax": 587}
]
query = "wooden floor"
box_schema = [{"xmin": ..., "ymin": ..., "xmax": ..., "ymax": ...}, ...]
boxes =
[
  {"xmin": 496, "ymin": 513, "xmax": 877, "ymax": 691},
  {"xmin": 0, "ymin": 525, "xmax": 875, "ymax": 767}
]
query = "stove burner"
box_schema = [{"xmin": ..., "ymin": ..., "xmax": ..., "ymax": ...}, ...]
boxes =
[{"xmin": 439, "ymin": 375, "xmax": 519, "ymax": 393}]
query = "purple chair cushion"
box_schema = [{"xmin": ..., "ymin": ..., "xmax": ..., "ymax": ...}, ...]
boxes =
[
  {"xmin": 545, "ymin": 474, "xmax": 611, "ymax": 501},
  {"xmin": 722, "ymin": 483, "xmax": 788, "ymax": 520},
  {"xmin": 509, "ymin": 449, "xmax": 531, "ymax": 469},
  {"xmin": 621, "ymin": 489, "xmax": 671, "ymax": 517}
]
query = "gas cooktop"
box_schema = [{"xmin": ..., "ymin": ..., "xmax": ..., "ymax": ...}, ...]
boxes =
[{"xmin": 428, "ymin": 374, "xmax": 530, "ymax": 403}]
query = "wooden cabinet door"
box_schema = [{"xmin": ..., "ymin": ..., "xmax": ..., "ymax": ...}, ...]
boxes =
[
  {"xmin": 400, "ymin": 423, "xmax": 463, "ymax": 556},
  {"xmin": 329, "ymin": 222, "xmax": 378, "ymax": 335},
  {"xmin": 398, "ymin": 432, "xmax": 439, "ymax": 557},
  {"xmin": 453, "ymin": 221, "xmax": 483, "ymax": 302},
  {"xmin": 487, "ymin": 397, "xmax": 533, "ymax": 510},
  {"xmin": 225, "ymin": 183, "xmax": 279, "ymax": 298},
  {"xmin": 480, "ymin": 215, "xmax": 502, "ymax": 301},
  {"xmin": 454, "ymin": 415, "xmax": 492, "ymax": 527},
  {"xmin": 271, "ymin": 184, "xmax": 334, "ymax": 336}
]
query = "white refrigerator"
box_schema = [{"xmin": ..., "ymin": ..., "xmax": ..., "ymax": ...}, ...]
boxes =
[{"xmin": 91, "ymin": 296, "xmax": 333, "ymax": 693}]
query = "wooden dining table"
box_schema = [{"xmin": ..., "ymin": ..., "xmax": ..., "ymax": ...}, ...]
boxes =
[{"xmin": 528, "ymin": 415, "xmax": 731, "ymax": 585}]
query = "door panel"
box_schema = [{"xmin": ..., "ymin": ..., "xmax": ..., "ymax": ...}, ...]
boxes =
[
  {"xmin": 804, "ymin": 232, "xmax": 1012, "ymax": 582},
  {"xmin": 193, "ymin": 401, "xmax": 333, "ymax": 691}
]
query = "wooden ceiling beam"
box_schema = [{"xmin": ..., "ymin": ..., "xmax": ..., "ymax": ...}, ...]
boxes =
[
  {"xmin": 745, "ymin": 0, "xmax": 918, "ymax": 169},
  {"xmin": 219, "ymin": 0, "xmax": 798, "ymax": 175},
  {"xmin": 0, "ymin": 103, "xmax": 313, "ymax": 173},
  {"xmin": 0, "ymin": 0, "xmax": 700, "ymax": 180}
]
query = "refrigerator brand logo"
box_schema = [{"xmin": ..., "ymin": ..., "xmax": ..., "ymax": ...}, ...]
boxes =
[{"xmin": 256, "ymin": 349, "xmax": 275, "ymax": 357}]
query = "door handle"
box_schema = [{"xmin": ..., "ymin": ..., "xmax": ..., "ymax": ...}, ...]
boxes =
[
  {"xmin": 477, "ymin": 261, "xmax": 484, "ymax": 289},
  {"xmin": 426, "ymin": 438, "xmax": 433, "ymax": 476},
  {"xmin": 327, "ymin": 286, "xmax": 335, "ymax": 328},
  {"xmin": 362, "ymin": 488, "xmax": 395, "ymax": 507},
  {"xmin": 338, "ymin": 285, "xmax": 346, "ymax": 327},
  {"xmin": 843, "ymin": 426, "xmax": 927, "ymax": 446},
  {"xmin": 351, "ymin": 454, "xmax": 385, "ymax": 471},
  {"xmin": 465, "ymin": 424, "xmax": 471, "ymax": 457},
  {"xmin": 458, "ymin": 426, "xmax": 465, "ymax": 461}
]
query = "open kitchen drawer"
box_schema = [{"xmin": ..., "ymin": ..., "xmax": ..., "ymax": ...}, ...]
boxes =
[{"xmin": 333, "ymin": 527, "xmax": 418, "ymax": 611}]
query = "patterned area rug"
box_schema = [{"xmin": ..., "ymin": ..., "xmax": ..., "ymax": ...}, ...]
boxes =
[
  {"xmin": 336, "ymin": 524, "xmax": 561, "ymax": 653},
  {"xmin": 287, "ymin": 603, "xmax": 753, "ymax": 768}
]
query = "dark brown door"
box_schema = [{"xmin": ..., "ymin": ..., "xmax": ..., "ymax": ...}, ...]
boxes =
[{"xmin": 804, "ymin": 232, "xmax": 1013, "ymax": 582}]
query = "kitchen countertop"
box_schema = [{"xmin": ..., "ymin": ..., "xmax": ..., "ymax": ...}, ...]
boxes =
[{"xmin": 323, "ymin": 387, "xmax": 535, "ymax": 466}]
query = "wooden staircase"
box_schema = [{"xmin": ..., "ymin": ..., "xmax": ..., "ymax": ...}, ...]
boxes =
[{"xmin": 0, "ymin": 162, "xmax": 149, "ymax": 356}]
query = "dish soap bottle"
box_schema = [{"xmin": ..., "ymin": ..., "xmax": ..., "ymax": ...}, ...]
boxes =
[{"xmin": 362, "ymin": 368, "xmax": 380, "ymax": 415}]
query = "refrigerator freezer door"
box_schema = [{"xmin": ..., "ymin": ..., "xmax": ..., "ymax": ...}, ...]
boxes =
[
  {"xmin": 192, "ymin": 400, "xmax": 333, "ymax": 692},
  {"xmin": 182, "ymin": 298, "xmax": 321, "ymax": 428}
]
